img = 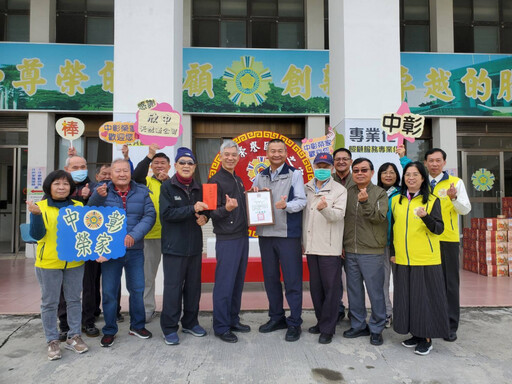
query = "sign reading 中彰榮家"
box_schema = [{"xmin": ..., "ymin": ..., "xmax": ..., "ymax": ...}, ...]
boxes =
[
  {"xmin": 134, "ymin": 102, "xmax": 183, "ymax": 148},
  {"xmin": 56, "ymin": 206, "xmax": 127, "ymax": 262}
]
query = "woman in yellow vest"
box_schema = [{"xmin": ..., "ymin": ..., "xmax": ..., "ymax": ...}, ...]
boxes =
[
  {"xmin": 390, "ymin": 162, "xmax": 449, "ymax": 356},
  {"xmin": 27, "ymin": 170, "xmax": 89, "ymax": 361}
]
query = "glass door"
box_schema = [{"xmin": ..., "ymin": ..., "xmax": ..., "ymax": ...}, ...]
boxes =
[
  {"xmin": 461, "ymin": 151, "xmax": 503, "ymax": 228},
  {"xmin": 0, "ymin": 147, "xmax": 27, "ymax": 254}
]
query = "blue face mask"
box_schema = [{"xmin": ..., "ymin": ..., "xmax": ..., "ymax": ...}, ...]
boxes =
[
  {"xmin": 71, "ymin": 169, "xmax": 88, "ymax": 183},
  {"xmin": 314, "ymin": 168, "xmax": 331, "ymax": 181}
]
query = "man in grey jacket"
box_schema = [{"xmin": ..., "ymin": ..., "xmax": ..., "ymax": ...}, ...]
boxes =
[
  {"xmin": 252, "ymin": 139, "xmax": 307, "ymax": 342},
  {"xmin": 342, "ymin": 157, "xmax": 388, "ymax": 346}
]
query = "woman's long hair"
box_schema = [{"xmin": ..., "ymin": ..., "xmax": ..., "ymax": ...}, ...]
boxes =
[
  {"xmin": 399, "ymin": 161, "xmax": 430, "ymax": 204},
  {"xmin": 377, "ymin": 162, "xmax": 400, "ymax": 189}
]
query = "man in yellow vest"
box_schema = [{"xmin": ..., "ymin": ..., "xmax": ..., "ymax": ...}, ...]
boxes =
[
  {"xmin": 398, "ymin": 146, "xmax": 471, "ymax": 342},
  {"xmin": 133, "ymin": 143, "xmax": 171, "ymax": 322}
]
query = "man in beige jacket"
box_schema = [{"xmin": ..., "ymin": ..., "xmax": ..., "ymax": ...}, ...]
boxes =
[{"xmin": 303, "ymin": 153, "xmax": 347, "ymax": 344}]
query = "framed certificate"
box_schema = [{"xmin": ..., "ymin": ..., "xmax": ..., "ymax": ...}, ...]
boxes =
[{"xmin": 246, "ymin": 190, "xmax": 275, "ymax": 226}]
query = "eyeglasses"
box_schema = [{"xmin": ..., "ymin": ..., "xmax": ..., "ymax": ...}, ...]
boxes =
[
  {"xmin": 334, "ymin": 157, "xmax": 351, "ymax": 162},
  {"xmin": 178, "ymin": 161, "xmax": 195, "ymax": 166},
  {"xmin": 352, "ymin": 168, "xmax": 370, "ymax": 174}
]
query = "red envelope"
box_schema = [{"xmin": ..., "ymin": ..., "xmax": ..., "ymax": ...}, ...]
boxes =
[{"xmin": 202, "ymin": 183, "xmax": 217, "ymax": 210}]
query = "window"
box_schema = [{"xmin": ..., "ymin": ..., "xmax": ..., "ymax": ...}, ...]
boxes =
[
  {"xmin": 56, "ymin": 0, "xmax": 114, "ymax": 44},
  {"xmin": 454, "ymin": 0, "xmax": 512, "ymax": 53},
  {"xmin": 400, "ymin": 0, "xmax": 430, "ymax": 52},
  {"xmin": 192, "ymin": 0, "xmax": 305, "ymax": 48},
  {"xmin": 0, "ymin": 0, "xmax": 30, "ymax": 42}
]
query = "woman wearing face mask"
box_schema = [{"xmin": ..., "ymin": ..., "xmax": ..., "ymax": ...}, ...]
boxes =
[
  {"xmin": 27, "ymin": 170, "xmax": 89, "ymax": 361},
  {"xmin": 303, "ymin": 153, "xmax": 347, "ymax": 344},
  {"xmin": 390, "ymin": 161, "xmax": 449, "ymax": 356},
  {"xmin": 377, "ymin": 162, "xmax": 400, "ymax": 328}
]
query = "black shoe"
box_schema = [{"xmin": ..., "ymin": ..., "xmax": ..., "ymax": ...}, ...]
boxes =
[
  {"xmin": 337, "ymin": 311, "xmax": 346, "ymax": 322},
  {"xmin": 319, "ymin": 333, "xmax": 332, "ymax": 344},
  {"xmin": 129, "ymin": 327, "xmax": 152, "ymax": 339},
  {"xmin": 308, "ymin": 325, "xmax": 320, "ymax": 334},
  {"xmin": 83, "ymin": 325, "xmax": 100, "ymax": 337},
  {"xmin": 259, "ymin": 318, "xmax": 288, "ymax": 333},
  {"xmin": 58, "ymin": 330, "xmax": 68, "ymax": 342},
  {"xmin": 231, "ymin": 323, "xmax": 251, "ymax": 333},
  {"xmin": 117, "ymin": 313, "xmax": 125, "ymax": 323},
  {"xmin": 343, "ymin": 325, "xmax": 370, "ymax": 338},
  {"xmin": 215, "ymin": 330, "xmax": 238, "ymax": 343},
  {"xmin": 285, "ymin": 326, "xmax": 301, "ymax": 342},
  {"xmin": 443, "ymin": 332, "xmax": 457, "ymax": 342},
  {"xmin": 370, "ymin": 332, "xmax": 383, "ymax": 346},
  {"xmin": 100, "ymin": 334, "xmax": 115, "ymax": 347}
]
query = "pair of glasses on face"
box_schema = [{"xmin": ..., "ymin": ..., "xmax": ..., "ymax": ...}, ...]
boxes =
[
  {"xmin": 353, "ymin": 168, "xmax": 370, "ymax": 174},
  {"xmin": 178, "ymin": 161, "xmax": 195, "ymax": 166}
]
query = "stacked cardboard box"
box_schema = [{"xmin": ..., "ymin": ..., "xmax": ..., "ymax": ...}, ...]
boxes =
[
  {"xmin": 502, "ymin": 197, "xmax": 512, "ymax": 218},
  {"xmin": 462, "ymin": 218, "xmax": 510, "ymax": 277}
]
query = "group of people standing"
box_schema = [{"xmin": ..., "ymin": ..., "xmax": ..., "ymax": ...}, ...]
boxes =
[{"xmin": 28, "ymin": 137, "xmax": 470, "ymax": 361}]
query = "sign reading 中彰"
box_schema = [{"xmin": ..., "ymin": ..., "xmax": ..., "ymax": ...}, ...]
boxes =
[{"xmin": 56, "ymin": 206, "xmax": 127, "ymax": 262}]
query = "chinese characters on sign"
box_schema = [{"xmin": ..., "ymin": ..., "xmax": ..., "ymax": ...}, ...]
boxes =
[
  {"xmin": 381, "ymin": 102, "xmax": 425, "ymax": 146},
  {"xmin": 99, "ymin": 122, "xmax": 138, "ymax": 145},
  {"xmin": 301, "ymin": 127, "xmax": 335, "ymax": 163},
  {"xmin": 56, "ymin": 206, "xmax": 127, "ymax": 262},
  {"xmin": 134, "ymin": 101, "xmax": 183, "ymax": 147},
  {"xmin": 55, "ymin": 117, "xmax": 85, "ymax": 145}
]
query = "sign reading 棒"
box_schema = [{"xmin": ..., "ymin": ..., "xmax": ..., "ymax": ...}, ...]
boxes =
[
  {"xmin": 55, "ymin": 117, "xmax": 85, "ymax": 146},
  {"xmin": 56, "ymin": 206, "xmax": 127, "ymax": 262}
]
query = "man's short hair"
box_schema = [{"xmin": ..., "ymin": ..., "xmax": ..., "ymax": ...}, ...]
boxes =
[
  {"xmin": 65, "ymin": 155, "xmax": 86, "ymax": 168},
  {"xmin": 424, "ymin": 148, "xmax": 447, "ymax": 161},
  {"xmin": 152, "ymin": 153, "xmax": 170, "ymax": 163},
  {"xmin": 333, "ymin": 148, "xmax": 352, "ymax": 159},
  {"xmin": 95, "ymin": 164, "xmax": 110, "ymax": 175},
  {"xmin": 220, "ymin": 140, "xmax": 240, "ymax": 154},
  {"xmin": 111, "ymin": 158, "xmax": 130, "ymax": 168},
  {"xmin": 267, "ymin": 138, "xmax": 286, "ymax": 148},
  {"xmin": 351, "ymin": 157, "xmax": 374, "ymax": 170}
]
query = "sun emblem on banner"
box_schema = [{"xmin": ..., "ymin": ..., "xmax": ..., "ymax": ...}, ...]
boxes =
[
  {"xmin": 471, "ymin": 168, "xmax": 495, "ymax": 191},
  {"xmin": 84, "ymin": 210, "xmax": 104, "ymax": 230},
  {"xmin": 247, "ymin": 156, "xmax": 271, "ymax": 181},
  {"xmin": 223, "ymin": 56, "xmax": 272, "ymax": 107}
]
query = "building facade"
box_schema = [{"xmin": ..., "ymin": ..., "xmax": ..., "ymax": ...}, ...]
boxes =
[{"xmin": 0, "ymin": 0, "xmax": 511, "ymax": 255}]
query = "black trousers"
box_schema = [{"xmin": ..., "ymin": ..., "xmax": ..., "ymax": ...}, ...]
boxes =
[
  {"xmin": 440, "ymin": 241, "xmax": 460, "ymax": 333},
  {"xmin": 59, "ymin": 261, "xmax": 121, "ymax": 330},
  {"xmin": 259, "ymin": 237, "xmax": 303, "ymax": 327},
  {"xmin": 160, "ymin": 254, "xmax": 202, "ymax": 335},
  {"xmin": 307, "ymin": 255, "xmax": 342, "ymax": 335}
]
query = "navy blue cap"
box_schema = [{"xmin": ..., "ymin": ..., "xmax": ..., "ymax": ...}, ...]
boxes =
[
  {"xmin": 313, "ymin": 152, "xmax": 334, "ymax": 165},
  {"xmin": 175, "ymin": 147, "xmax": 196, "ymax": 163}
]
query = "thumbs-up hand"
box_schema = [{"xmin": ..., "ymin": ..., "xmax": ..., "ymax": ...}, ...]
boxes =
[
  {"xmin": 195, "ymin": 213, "xmax": 207, "ymax": 226},
  {"xmin": 358, "ymin": 188, "xmax": 368, "ymax": 202},
  {"xmin": 81, "ymin": 183, "xmax": 90, "ymax": 199},
  {"xmin": 97, "ymin": 183, "xmax": 108, "ymax": 197},
  {"xmin": 225, "ymin": 194, "xmax": 238, "ymax": 212},
  {"xmin": 317, "ymin": 196, "xmax": 327, "ymax": 211},
  {"xmin": 447, "ymin": 182, "xmax": 457, "ymax": 200},
  {"xmin": 416, "ymin": 206, "xmax": 427, "ymax": 217},
  {"xmin": 26, "ymin": 200, "xmax": 41, "ymax": 215},
  {"xmin": 275, "ymin": 195, "xmax": 287, "ymax": 210}
]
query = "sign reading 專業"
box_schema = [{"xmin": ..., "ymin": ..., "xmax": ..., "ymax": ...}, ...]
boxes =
[{"xmin": 56, "ymin": 206, "xmax": 127, "ymax": 262}]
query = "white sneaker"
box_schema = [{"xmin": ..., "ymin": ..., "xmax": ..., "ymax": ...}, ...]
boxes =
[
  {"xmin": 65, "ymin": 335, "xmax": 89, "ymax": 354},
  {"xmin": 47, "ymin": 340, "xmax": 61, "ymax": 361}
]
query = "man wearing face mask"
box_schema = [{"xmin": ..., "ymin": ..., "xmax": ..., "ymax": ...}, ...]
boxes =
[
  {"xmin": 57, "ymin": 150, "xmax": 95, "ymax": 340},
  {"xmin": 303, "ymin": 153, "xmax": 347, "ymax": 344}
]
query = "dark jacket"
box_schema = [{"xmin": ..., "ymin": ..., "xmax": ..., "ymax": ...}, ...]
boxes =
[
  {"xmin": 160, "ymin": 175, "xmax": 208, "ymax": 256},
  {"xmin": 88, "ymin": 180, "xmax": 156, "ymax": 250},
  {"xmin": 70, "ymin": 177, "xmax": 91, "ymax": 204},
  {"xmin": 208, "ymin": 167, "xmax": 248, "ymax": 240}
]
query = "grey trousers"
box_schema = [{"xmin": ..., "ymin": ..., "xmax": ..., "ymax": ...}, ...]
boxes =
[
  {"xmin": 143, "ymin": 238, "xmax": 162, "ymax": 318},
  {"xmin": 345, "ymin": 252, "xmax": 386, "ymax": 334},
  {"xmin": 383, "ymin": 246, "xmax": 393, "ymax": 316},
  {"xmin": 35, "ymin": 265, "xmax": 84, "ymax": 342}
]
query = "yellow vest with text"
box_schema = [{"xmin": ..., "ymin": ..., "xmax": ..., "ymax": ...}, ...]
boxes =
[
  {"xmin": 433, "ymin": 175, "xmax": 460, "ymax": 242},
  {"xmin": 391, "ymin": 193, "xmax": 441, "ymax": 266},
  {"xmin": 145, "ymin": 176, "xmax": 162, "ymax": 239},
  {"xmin": 35, "ymin": 199, "xmax": 85, "ymax": 269}
]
